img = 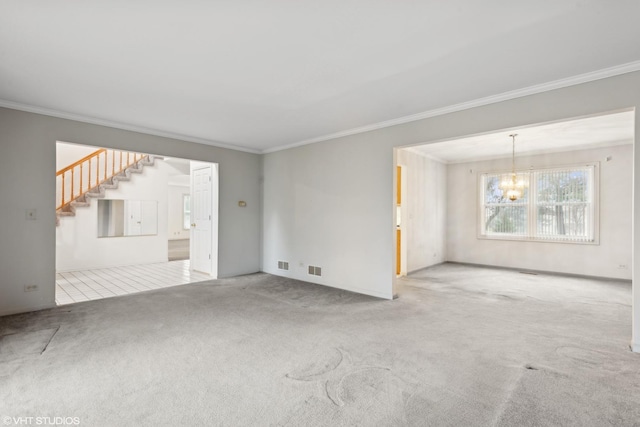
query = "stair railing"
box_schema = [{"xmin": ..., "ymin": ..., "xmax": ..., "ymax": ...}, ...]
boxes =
[{"xmin": 56, "ymin": 148, "xmax": 147, "ymax": 211}]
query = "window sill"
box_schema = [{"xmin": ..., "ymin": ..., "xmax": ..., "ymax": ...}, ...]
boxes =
[{"xmin": 478, "ymin": 234, "xmax": 599, "ymax": 245}]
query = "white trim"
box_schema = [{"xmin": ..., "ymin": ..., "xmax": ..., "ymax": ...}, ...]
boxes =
[
  {"xmin": 399, "ymin": 164, "xmax": 408, "ymax": 277},
  {"xmin": 263, "ymin": 60, "xmax": 640, "ymax": 153},
  {"xmin": 2, "ymin": 61, "xmax": 640, "ymax": 155},
  {"xmin": 433, "ymin": 140, "xmax": 633, "ymax": 165},
  {"xmin": 320, "ymin": 280, "xmax": 393, "ymax": 300},
  {"xmin": 0, "ymin": 99, "xmax": 261, "ymax": 154},
  {"xmin": 631, "ymin": 342, "xmax": 640, "ymax": 353},
  {"xmin": 265, "ymin": 270, "xmax": 393, "ymax": 300},
  {"xmin": 447, "ymin": 260, "xmax": 632, "ymax": 282}
]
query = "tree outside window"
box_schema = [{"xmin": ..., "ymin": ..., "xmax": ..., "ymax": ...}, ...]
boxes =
[{"xmin": 480, "ymin": 164, "xmax": 596, "ymax": 243}]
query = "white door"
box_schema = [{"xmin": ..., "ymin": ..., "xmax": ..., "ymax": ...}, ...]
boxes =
[{"xmin": 190, "ymin": 166, "xmax": 212, "ymax": 274}]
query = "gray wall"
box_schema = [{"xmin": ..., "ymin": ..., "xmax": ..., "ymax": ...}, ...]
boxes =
[
  {"xmin": 0, "ymin": 107, "xmax": 261, "ymax": 316},
  {"xmin": 261, "ymin": 71, "xmax": 640, "ymax": 349},
  {"xmin": 262, "ymin": 137, "xmax": 394, "ymax": 298},
  {"xmin": 2, "ymin": 72, "xmax": 640, "ymax": 350}
]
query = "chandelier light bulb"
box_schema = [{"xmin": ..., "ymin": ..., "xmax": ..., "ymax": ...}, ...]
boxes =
[{"xmin": 499, "ymin": 134, "xmax": 526, "ymax": 201}]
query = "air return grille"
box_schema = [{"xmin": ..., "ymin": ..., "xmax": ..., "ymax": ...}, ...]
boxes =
[
  {"xmin": 308, "ymin": 266, "xmax": 322, "ymax": 276},
  {"xmin": 277, "ymin": 261, "xmax": 289, "ymax": 270}
]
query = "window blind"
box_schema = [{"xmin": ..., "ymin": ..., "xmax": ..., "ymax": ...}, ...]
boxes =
[{"xmin": 480, "ymin": 164, "xmax": 596, "ymax": 243}]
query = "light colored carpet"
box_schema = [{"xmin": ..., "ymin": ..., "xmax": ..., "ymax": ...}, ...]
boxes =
[{"xmin": 1, "ymin": 264, "xmax": 639, "ymax": 426}]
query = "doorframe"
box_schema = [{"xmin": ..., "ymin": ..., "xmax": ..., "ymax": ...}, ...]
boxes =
[{"xmin": 396, "ymin": 164, "xmax": 407, "ymax": 277}]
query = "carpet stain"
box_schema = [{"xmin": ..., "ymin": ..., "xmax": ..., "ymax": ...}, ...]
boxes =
[
  {"xmin": 0, "ymin": 327, "xmax": 59, "ymax": 360},
  {"xmin": 286, "ymin": 348, "xmax": 392, "ymax": 407}
]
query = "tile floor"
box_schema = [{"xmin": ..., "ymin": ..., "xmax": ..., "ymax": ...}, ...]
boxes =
[{"xmin": 55, "ymin": 260, "xmax": 211, "ymax": 305}]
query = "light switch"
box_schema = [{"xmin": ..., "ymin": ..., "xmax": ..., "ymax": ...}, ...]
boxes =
[{"xmin": 26, "ymin": 209, "xmax": 37, "ymax": 220}]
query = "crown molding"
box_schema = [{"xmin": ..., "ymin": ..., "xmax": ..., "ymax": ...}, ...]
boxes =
[
  {"xmin": 443, "ymin": 139, "xmax": 633, "ymax": 165},
  {"xmin": 263, "ymin": 60, "xmax": 640, "ymax": 154},
  {"xmin": 2, "ymin": 60, "xmax": 639, "ymax": 156},
  {"xmin": 0, "ymin": 100, "xmax": 261, "ymax": 154}
]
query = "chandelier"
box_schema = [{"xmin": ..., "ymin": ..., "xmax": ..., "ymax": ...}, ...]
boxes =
[{"xmin": 500, "ymin": 134, "xmax": 526, "ymax": 201}]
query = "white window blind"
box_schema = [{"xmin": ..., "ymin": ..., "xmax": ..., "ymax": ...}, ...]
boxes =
[
  {"xmin": 480, "ymin": 164, "xmax": 597, "ymax": 243},
  {"xmin": 533, "ymin": 167, "xmax": 594, "ymax": 242}
]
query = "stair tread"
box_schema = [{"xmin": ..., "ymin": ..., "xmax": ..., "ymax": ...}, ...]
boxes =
[{"xmin": 57, "ymin": 152, "xmax": 156, "ymax": 226}]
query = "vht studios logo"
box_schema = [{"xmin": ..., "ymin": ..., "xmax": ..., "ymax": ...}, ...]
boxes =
[{"xmin": 3, "ymin": 417, "xmax": 80, "ymax": 426}]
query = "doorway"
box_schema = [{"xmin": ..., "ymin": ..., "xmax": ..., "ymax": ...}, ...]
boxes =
[
  {"xmin": 393, "ymin": 109, "xmax": 633, "ymax": 288},
  {"xmin": 55, "ymin": 142, "xmax": 219, "ymax": 305}
]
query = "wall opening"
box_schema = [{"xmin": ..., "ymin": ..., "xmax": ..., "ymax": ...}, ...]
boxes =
[
  {"xmin": 55, "ymin": 141, "xmax": 218, "ymax": 305},
  {"xmin": 392, "ymin": 108, "xmax": 635, "ymax": 344}
]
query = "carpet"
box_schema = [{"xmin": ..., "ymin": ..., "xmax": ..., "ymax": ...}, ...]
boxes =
[{"xmin": 0, "ymin": 264, "xmax": 638, "ymax": 426}]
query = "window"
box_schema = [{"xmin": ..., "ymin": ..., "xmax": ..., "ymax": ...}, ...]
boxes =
[
  {"xmin": 480, "ymin": 164, "xmax": 597, "ymax": 243},
  {"xmin": 183, "ymin": 194, "xmax": 191, "ymax": 230}
]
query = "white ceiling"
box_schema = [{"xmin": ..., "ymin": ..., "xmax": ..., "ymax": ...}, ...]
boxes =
[
  {"xmin": 405, "ymin": 110, "xmax": 635, "ymax": 163},
  {"xmin": 1, "ymin": 1, "xmax": 640, "ymax": 153}
]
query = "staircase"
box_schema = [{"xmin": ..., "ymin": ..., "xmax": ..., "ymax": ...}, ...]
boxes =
[{"xmin": 56, "ymin": 148, "xmax": 159, "ymax": 226}]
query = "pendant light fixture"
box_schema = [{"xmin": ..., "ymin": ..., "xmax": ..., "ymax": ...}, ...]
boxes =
[{"xmin": 500, "ymin": 134, "xmax": 525, "ymax": 201}]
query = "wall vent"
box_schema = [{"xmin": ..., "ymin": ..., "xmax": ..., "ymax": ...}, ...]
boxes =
[
  {"xmin": 278, "ymin": 261, "xmax": 289, "ymax": 270},
  {"xmin": 308, "ymin": 266, "xmax": 322, "ymax": 276}
]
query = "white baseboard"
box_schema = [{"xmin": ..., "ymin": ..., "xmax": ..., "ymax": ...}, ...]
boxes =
[
  {"xmin": 263, "ymin": 269, "xmax": 393, "ymax": 300},
  {"xmin": 631, "ymin": 342, "xmax": 640, "ymax": 353}
]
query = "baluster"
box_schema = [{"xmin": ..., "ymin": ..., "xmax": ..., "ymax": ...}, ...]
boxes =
[
  {"xmin": 112, "ymin": 150, "xmax": 115, "ymax": 176},
  {"xmin": 120, "ymin": 151, "xmax": 123, "ymax": 172},
  {"xmin": 61, "ymin": 173, "xmax": 65, "ymax": 208},
  {"xmin": 71, "ymin": 168, "xmax": 75, "ymax": 199},
  {"xmin": 80, "ymin": 163, "xmax": 83, "ymax": 196},
  {"xmin": 96, "ymin": 155, "xmax": 99, "ymax": 187},
  {"xmin": 104, "ymin": 151, "xmax": 107, "ymax": 181},
  {"xmin": 127, "ymin": 152, "xmax": 130, "ymax": 167}
]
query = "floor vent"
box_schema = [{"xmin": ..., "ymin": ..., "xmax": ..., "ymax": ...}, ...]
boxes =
[
  {"xmin": 308, "ymin": 266, "xmax": 322, "ymax": 276},
  {"xmin": 277, "ymin": 261, "xmax": 289, "ymax": 270}
]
